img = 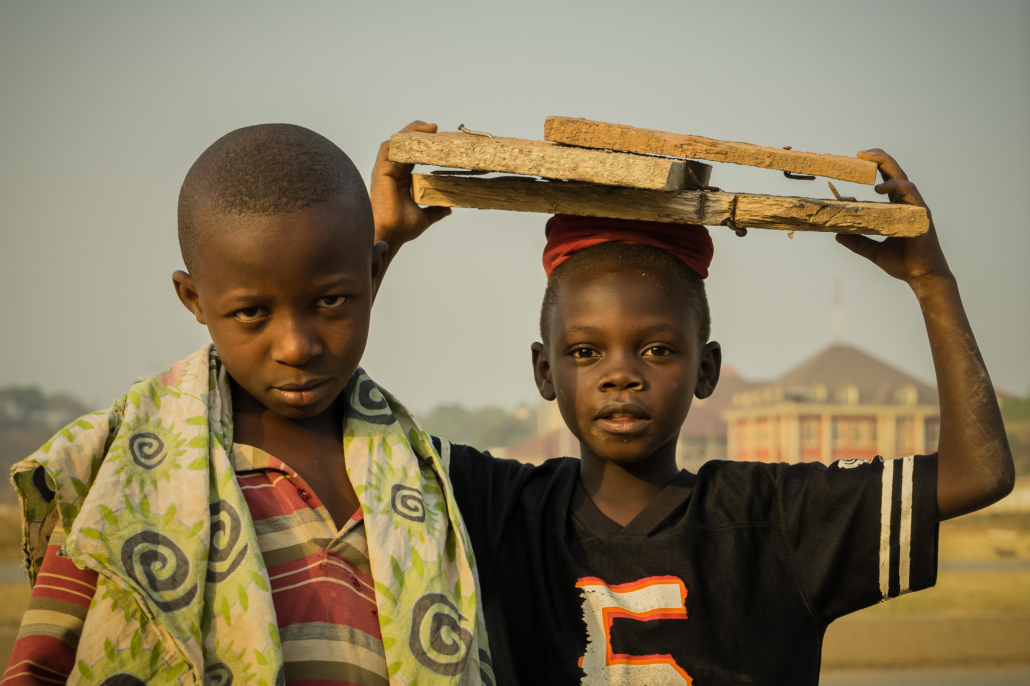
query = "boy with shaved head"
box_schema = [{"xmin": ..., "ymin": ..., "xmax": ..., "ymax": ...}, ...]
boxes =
[
  {"xmin": 373, "ymin": 140, "xmax": 1014, "ymax": 685},
  {"xmin": 4, "ymin": 123, "xmax": 492, "ymax": 686}
]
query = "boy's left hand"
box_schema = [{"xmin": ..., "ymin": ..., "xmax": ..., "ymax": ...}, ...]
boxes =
[
  {"xmin": 836, "ymin": 150, "xmax": 953, "ymax": 291},
  {"xmin": 370, "ymin": 121, "xmax": 451, "ymax": 257}
]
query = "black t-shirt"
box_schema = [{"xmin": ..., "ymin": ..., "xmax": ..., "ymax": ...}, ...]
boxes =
[{"xmin": 443, "ymin": 441, "xmax": 938, "ymax": 686}]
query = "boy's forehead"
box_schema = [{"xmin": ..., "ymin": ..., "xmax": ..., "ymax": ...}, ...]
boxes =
[
  {"xmin": 196, "ymin": 196, "xmax": 370, "ymax": 246},
  {"xmin": 190, "ymin": 198, "xmax": 372, "ymax": 278},
  {"xmin": 552, "ymin": 267, "xmax": 695, "ymax": 332}
]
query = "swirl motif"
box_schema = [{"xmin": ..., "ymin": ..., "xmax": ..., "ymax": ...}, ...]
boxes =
[
  {"xmin": 204, "ymin": 662, "xmax": 234, "ymax": 686},
  {"xmin": 32, "ymin": 466, "xmax": 55, "ymax": 503},
  {"xmin": 98, "ymin": 675, "xmax": 147, "ymax": 686},
  {"xmin": 207, "ymin": 500, "xmax": 249, "ymax": 583},
  {"xmin": 120, "ymin": 531, "xmax": 197, "ymax": 613},
  {"xmin": 129, "ymin": 432, "xmax": 167, "ymax": 470},
  {"xmin": 391, "ymin": 484, "xmax": 426, "ymax": 523},
  {"xmin": 347, "ymin": 377, "xmax": 395, "ymax": 425},
  {"xmin": 409, "ymin": 593, "xmax": 473, "ymax": 676}
]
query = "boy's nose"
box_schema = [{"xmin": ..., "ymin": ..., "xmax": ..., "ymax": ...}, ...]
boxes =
[
  {"xmin": 598, "ymin": 359, "xmax": 646, "ymax": 392},
  {"xmin": 272, "ymin": 317, "xmax": 323, "ymax": 366}
]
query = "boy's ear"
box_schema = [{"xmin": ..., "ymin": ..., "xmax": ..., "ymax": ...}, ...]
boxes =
[
  {"xmin": 694, "ymin": 341, "xmax": 722, "ymax": 400},
  {"xmin": 172, "ymin": 271, "xmax": 207, "ymax": 325},
  {"xmin": 370, "ymin": 240, "xmax": 389, "ymax": 304},
  {"xmin": 531, "ymin": 342, "xmax": 557, "ymax": 401}
]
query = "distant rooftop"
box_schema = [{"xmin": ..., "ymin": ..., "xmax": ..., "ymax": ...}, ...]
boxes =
[{"xmin": 774, "ymin": 344, "xmax": 938, "ymax": 406}]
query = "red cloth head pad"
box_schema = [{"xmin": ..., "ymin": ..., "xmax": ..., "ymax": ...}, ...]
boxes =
[{"xmin": 542, "ymin": 215, "xmax": 713, "ymax": 279}]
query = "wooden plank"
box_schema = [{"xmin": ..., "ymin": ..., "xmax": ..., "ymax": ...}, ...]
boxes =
[
  {"xmin": 544, "ymin": 117, "xmax": 879, "ymax": 186},
  {"xmin": 412, "ymin": 174, "xmax": 928, "ymax": 237},
  {"xmin": 389, "ymin": 132, "xmax": 713, "ymax": 191}
]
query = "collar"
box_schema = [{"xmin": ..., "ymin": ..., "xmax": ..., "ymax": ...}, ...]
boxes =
[{"xmin": 571, "ymin": 468, "xmax": 696, "ymax": 537}]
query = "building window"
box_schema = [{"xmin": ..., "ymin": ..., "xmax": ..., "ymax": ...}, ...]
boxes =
[
  {"xmin": 837, "ymin": 384, "xmax": 860, "ymax": 405},
  {"xmin": 802, "ymin": 418, "xmax": 819, "ymax": 446},
  {"xmin": 895, "ymin": 385, "xmax": 918, "ymax": 406},
  {"xmin": 809, "ymin": 384, "xmax": 828, "ymax": 403},
  {"xmin": 833, "ymin": 419, "xmax": 843, "ymax": 444},
  {"xmin": 896, "ymin": 417, "xmax": 912, "ymax": 451}
]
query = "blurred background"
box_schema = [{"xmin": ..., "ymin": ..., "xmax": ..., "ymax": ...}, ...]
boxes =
[{"xmin": 1, "ymin": 1, "xmax": 1028, "ymax": 682}]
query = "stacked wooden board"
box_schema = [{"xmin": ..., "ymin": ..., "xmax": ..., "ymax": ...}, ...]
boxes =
[{"xmin": 388, "ymin": 118, "xmax": 929, "ymax": 237}]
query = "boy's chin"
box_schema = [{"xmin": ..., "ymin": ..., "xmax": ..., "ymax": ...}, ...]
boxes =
[{"xmin": 583, "ymin": 437, "xmax": 669, "ymax": 466}]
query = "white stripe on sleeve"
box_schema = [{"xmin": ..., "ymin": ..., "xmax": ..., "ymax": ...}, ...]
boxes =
[
  {"xmin": 898, "ymin": 455, "xmax": 915, "ymax": 595},
  {"xmin": 879, "ymin": 459, "xmax": 895, "ymax": 599}
]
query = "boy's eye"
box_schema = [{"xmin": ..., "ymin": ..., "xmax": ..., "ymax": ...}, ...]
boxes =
[
  {"xmin": 234, "ymin": 307, "xmax": 265, "ymax": 322},
  {"xmin": 570, "ymin": 348, "xmax": 599, "ymax": 359},
  {"xmin": 318, "ymin": 295, "xmax": 346, "ymax": 308},
  {"xmin": 643, "ymin": 345, "xmax": 673, "ymax": 357}
]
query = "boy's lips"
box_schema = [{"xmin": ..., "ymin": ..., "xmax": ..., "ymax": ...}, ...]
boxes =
[
  {"xmin": 271, "ymin": 379, "xmax": 331, "ymax": 407},
  {"xmin": 594, "ymin": 404, "xmax": 651, "ymax": 435}
]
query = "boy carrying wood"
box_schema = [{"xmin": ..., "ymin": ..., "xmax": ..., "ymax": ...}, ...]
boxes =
[{"xmin": 373, "ymin": 129, "xmax": 1015, "ymax": 685}]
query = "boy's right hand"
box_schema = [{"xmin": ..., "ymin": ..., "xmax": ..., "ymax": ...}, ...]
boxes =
[{"xmin": 370, "ymin": 121, "xmax": 452, "ymax": 261}]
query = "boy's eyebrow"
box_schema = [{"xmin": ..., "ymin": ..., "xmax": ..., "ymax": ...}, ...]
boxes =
[
  {"xmin": 216, "ymin": 275, "xmax": 364, "ymax": 306},
  {"xmin": 563, "ymin": 325, "xmax": 605, "ymax": 337}
]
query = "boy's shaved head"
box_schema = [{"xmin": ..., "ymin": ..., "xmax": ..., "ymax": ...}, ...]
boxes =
[
  {"xmin": 178, "ymin": 123, "xmax": 372, "ymax": 272},
  {"xmin": 540, "ymin": 242, "xmax": 711, "ymax": 345}
]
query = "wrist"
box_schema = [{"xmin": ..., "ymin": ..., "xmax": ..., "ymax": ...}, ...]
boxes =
[
  {"xmin": 910, "ymin": 270, "xmax": 958, "ymax": 303},
  {"xmin": 373, "ymin": 223, "xmax": 405, "ymax": 249}
]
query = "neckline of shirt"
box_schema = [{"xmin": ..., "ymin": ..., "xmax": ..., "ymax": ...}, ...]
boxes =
[{"xmin": 570, "ymin": 467, "xmax": 697, "ymax": 538}]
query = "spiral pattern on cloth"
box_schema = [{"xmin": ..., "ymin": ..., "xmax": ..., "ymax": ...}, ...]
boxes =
[
  {"xmin": 207, "ymin": 499, "xmax": 249, "ymax": 583},
  {"xmin": 347, "ymin": 375, "xmax": 396, "ymax": 425},
  {"xmin": 120, "ymin": 531, "xmax": 198, "ymax": 612},
  {"xmin": 391, "ymin": 484, "xmax": 426, "ymax": 522},
  {"xmin": 204, "ymin": 661, "xmax": 234, "ymax": 686},
  {"xmin": 409, "ymin": 593, "xmax": 474, "ymax": 676},
  {"xmin": 129, "ymin": 432, "xmax": 166, "ymax": 469}
]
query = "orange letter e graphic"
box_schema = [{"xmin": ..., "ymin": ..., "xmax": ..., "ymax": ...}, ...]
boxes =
[{"xmin": 575, "ymin": 576, "xmax": 692, "ymax": 685}]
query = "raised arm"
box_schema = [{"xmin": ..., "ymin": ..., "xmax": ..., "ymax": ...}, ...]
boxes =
[
  {"xmin": 836, "ymin": 150, "xmax": 1014, "ymax": 520},
  {"xmin": 369, "ymin": 120, "xmax": 451, "ymax": 278}
]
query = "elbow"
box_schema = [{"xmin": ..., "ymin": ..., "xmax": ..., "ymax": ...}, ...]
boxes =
[{"xmin": 981, "ymin": 451, "xmax": 1016, "ymax": 506}]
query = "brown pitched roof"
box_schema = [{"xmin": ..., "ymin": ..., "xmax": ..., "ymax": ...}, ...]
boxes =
[{"xmin": 776, "ymin": 344, "xmax": 938, "ymax": 406}]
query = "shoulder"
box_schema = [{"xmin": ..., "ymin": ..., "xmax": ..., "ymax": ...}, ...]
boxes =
[
  {"xmin": 691, "ymin": 459, "xmax": 868, "ymax": 524},
  {"xmin": 436, "ymin": 436, "xmax": 572, "ymax": 484},
  {"xmin": 434, "ymin": 437, "xmax": 578, "ymax": 505}
]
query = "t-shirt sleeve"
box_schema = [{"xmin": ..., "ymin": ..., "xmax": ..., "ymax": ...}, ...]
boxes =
[
  {"xmin": 777, "ymin": 454, "xmax": 938, "ymax": 623},
  {"xmin": 2, "ymin": 543, "xmax": 98, "ymax": 685},
  {"xmin": 435, "ymin": 437, "xmax": 533, "ymax": 587}
]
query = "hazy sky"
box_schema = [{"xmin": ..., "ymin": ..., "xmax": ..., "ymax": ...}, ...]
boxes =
[{"xmin": 2, "ymin": 1, "xmax": 1028, "ymax": 413}]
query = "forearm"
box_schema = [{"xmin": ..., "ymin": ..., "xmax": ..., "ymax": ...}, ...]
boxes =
[{"xmin": 914, "ymin": 274, "xmax": 1014, "ymax": 520}]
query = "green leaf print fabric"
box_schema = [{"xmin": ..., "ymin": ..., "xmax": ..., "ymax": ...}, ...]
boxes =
[{"xmin": 11, "ymin": 345, "xmax": 493, "ymax": 686}]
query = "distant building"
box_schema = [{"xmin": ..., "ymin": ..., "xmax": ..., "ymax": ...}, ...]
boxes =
[
  {"xmin": 504, "ymin": 400, "xmax": 579, "ymax": 465},
  {"xmin": 723, "ymin": 345, "xmax": 939, "ymax": 464},
  {"xmin": 504, "ymin": 344, "xmax": 940, "ymax": 468},
  {"xmin": 675, "ymin": 366, "xmax": 757, "ymax": 472}
]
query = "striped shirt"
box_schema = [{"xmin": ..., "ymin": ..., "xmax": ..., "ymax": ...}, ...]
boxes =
[{"xmin": 2, "ymin": 443, "xmax": 388, "ymax": 686}]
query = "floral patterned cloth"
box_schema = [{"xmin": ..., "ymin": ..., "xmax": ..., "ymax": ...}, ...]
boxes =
[{"xmin": 10, "ymin": 345, "xmax": 492, "ymax": 686}]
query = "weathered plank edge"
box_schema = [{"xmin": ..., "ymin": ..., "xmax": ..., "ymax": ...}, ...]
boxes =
[
  {"xmin": 544, "ymin": 116, "xmax": 879, "ymax": 186},
  {"xmin": 389, "ymin": 132, "xmax": 714, "ymax": 191},
  {"xmin": 411, "ymin": 174, "xmax": 928, "ymax": 237}
]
